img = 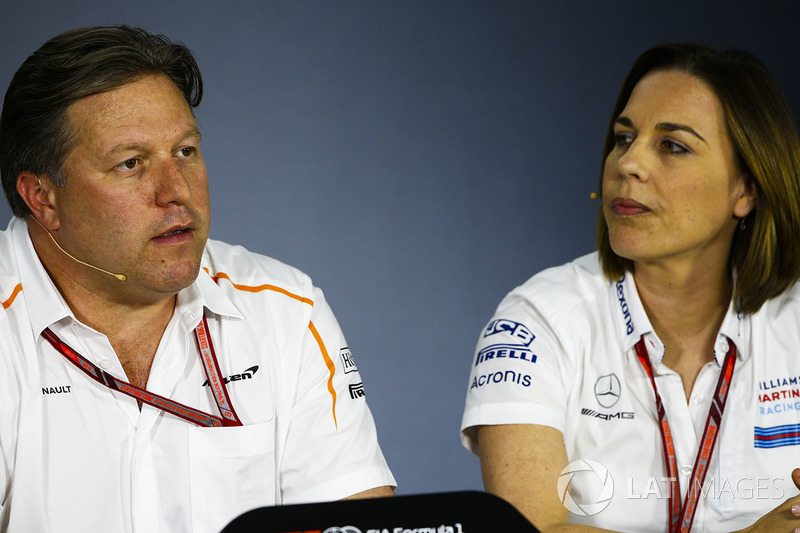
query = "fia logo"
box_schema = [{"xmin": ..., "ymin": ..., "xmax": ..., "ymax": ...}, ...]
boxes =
[{"xmin": 594, "ymin": 374, "xmax": 621, "ymax": 408}]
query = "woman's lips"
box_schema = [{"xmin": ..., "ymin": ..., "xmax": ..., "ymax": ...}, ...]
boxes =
[{"xmin": 610, "ymin": 198, "xmax": 650, "ymax": 216}]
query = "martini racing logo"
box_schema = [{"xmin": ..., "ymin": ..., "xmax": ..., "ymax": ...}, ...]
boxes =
[
  {"xmin": 758, "ymin": 373, "xmax": 800, "ymax": 416},
  {"xmin": 474, "ymin": 319, "xmax": 537, "ymax": 367}
]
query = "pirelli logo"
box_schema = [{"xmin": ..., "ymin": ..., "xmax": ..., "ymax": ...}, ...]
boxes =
[{"xmin": 349, "ymin": 382, "xmax": 365, "ymax": 399}]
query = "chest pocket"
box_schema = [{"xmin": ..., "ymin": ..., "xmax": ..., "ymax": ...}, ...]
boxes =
[{"xmin": 188, "ymin": 420, "xmax": 276, "ymax": 533}]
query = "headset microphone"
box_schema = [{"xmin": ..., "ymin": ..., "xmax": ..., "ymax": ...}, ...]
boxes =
[
  {"xmin": 590, "ymin": 192, "xmax": 598, "ymax": 199},
  {"xmin": 32, "ymin": 217, "xmax": 127, "ymax": 281}
]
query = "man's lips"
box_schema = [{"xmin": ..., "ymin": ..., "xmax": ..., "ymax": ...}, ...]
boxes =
[
  {"xmin": 610, "ymin": 198, "xmax": 650, "ymax": 216},
  {"xmin": 153, "ymin": 224, "xmax": 194, "ymax": 241}
]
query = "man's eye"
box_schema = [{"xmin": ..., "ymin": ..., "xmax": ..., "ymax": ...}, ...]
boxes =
[{"xmin": 119, "ymin": 159, "xmax": 139, "ymax": 170}]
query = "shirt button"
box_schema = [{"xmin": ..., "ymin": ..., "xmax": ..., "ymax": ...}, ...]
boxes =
[
  {"xmin": 681, "ymin": 465, "xmax": 693, "ymax": 476},
  {"xmin": 715, "ymin": 338, "xmax": 730, "ymax": 355},
  {"xmin": 98, "ymin": 358, "xmax": 111, "ymax": 369},
  {"xmin": 693, "ymin": 394, "xmax": 705, "ymax": 405}
]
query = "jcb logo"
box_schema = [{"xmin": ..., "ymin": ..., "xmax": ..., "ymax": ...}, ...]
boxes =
[{"xmin": 484, "ymin": 319, "xmax": 534, "ymax": 346}]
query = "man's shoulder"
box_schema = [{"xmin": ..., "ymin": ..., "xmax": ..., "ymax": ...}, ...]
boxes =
[
  {"xmin": 0, "ymin": 219, "xmax": 24, "ymax": 303},
  {"xmin": 200, "ymin": 238, "xmax": 314, "ymax": 301}
]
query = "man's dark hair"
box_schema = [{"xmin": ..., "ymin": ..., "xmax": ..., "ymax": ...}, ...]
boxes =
[{"xmin": 0, "ymin": 25, "xmax": 203, "ymax": 217}]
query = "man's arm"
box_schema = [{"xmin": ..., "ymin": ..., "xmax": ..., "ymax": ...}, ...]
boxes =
[{"xmin": 342, "ymin": 486, "xmax": 394, "ymax": 500}]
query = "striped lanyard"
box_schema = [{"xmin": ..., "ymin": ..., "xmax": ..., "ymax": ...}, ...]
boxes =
[
  {"xmin": 633, "ymin": 336, "xmax": 736, "ymax": 533},
  {"xmin": 41, "ymin": 316, "xmax": 242, "ymax": 427}
]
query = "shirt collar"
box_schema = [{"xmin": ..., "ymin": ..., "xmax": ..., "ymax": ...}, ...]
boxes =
[
  {"xmin": 610, "ymin": 272, "xmax": 654, "ymax": 353},
  {"xmin": 12, "ymin": 217, "xmax": 243, "ymax": 339},
  {"xmin": 12, "ymin": 218, "xmax": 72, "ymax": 338},
  {"xmin": 609, "ymin": 270, "xmax": 750, "ymax": 366}
]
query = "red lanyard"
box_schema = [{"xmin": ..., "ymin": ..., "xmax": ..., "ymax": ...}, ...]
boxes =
[
  {"xmin": 41, "ymin": 316, "xmax": 242, "ymax": 428},
  {"xmin": 634, "ymin": 337, "xmax": 736, "ymax": 533}
]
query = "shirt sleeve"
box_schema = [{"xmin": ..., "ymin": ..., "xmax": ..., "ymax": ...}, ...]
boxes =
[
  {"xmin": 460, "ymin": 287, "xmax": 577, "ymax": 455},
  {"xmin": 278, "ymin": 288, "xmax": 395, "ymax": 504}
]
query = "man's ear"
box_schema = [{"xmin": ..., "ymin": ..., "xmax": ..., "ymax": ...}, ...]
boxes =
[{"xmin": 16, "ymin": 172, "xmax": 60, "ymax": 229}]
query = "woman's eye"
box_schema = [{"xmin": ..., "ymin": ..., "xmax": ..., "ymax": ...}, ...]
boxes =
[
  {"xmin": 662, "ymin": 140, "xmax": 690, "ymax": 155},
  {"xmin": 614, "ymin": 132, "xmax": 633, "ymax": 147}
]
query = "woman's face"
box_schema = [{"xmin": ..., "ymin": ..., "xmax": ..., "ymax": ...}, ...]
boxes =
[{"xmin": 602, "ymin": 69, "xmax": 756, "ymax": 271}]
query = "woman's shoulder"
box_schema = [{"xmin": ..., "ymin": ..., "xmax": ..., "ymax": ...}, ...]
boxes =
[
  {"xmin": 498, "ymin": 252, "xmax": 609, "ymax": 314},
  {"xmin": 757, "ymin": 278, "xmax": 800, "ymax": 318}
]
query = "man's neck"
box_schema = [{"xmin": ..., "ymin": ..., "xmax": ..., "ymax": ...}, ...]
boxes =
[{"xmin": 28, "ymin": 220, "xmax": 178, "ymax": 388}]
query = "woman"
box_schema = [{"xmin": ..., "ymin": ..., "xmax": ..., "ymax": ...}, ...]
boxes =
[{"xmin": 461, "ymin": 44, "xmax": 800, "ymax": 533}]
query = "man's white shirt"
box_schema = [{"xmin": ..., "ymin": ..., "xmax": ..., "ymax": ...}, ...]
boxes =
[
  {"xmin": 462, "ymin": 253, "xmax": 800, "ymax": 533},
  {"xmin": 0, "ymin": 217, "xmax": 395, "ymax": 533}
]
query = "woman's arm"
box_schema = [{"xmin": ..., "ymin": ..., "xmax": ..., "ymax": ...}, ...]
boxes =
[
  {"xmin": 480, "ymin": 423, "xmax": 800, "ymax": 533},
  {"xmin": 477, "ymin": 424, "xmax": 616, "ymax": 533}
]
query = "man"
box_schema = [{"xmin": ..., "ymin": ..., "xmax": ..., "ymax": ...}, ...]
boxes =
[{"xmin": 0, "ymin": 25, "xmax": 395, "ymax": 532}]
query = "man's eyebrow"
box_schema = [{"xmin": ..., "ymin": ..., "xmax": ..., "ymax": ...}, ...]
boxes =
[
  {"xmin": 614, "ymin": 116, "xmax": 707, "ymax": 144},
  {"xmin": 105, "ymin": 127, "xmax": 202, "ymax": 156}
]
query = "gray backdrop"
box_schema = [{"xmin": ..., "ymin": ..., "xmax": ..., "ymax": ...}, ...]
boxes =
[{"xmin": 1, "ymin": 0, "xmax": 798, "ymax": 495}]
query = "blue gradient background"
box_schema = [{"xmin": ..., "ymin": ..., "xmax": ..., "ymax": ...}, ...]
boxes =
[{"xmin": 1, "ymin": 1, "xmax": 798, "ymax": 495}]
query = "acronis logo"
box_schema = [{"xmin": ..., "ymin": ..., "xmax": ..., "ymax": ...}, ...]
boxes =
[{"xmin": 615, "ymin": 278, "xmax": 634, "ymax": 335}]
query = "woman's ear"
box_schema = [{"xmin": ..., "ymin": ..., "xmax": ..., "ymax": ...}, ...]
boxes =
[{"xmin": 733, "ymin": 175, "xmax": 757, "ymax": 219}]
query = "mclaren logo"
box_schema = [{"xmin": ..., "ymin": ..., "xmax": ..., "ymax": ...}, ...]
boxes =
[
  {"xmin": 202, "ymin": 365, "xmax": 259, "ymax": 387},
  {"xmin": 594, "ymin": 374, "xmax": 621, "ymax": 408}
]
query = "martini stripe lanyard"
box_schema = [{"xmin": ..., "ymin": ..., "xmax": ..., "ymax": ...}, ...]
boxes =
[
  {"xmin": 41, "ymin": 316, "xmax": 242, "ymax": 428},
  {"xmin": 633, "ymin": 337, "xmax": 736, "ymax": 533}
]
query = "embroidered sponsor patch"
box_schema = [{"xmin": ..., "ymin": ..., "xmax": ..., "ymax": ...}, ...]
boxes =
[
  {"xmin": 754, "ymin": 423, "xmax": 800, "ymax": 448},
  {"xmin": 594, "ymin": 374, "xmax": 621, "ymax": 408},
  {"xmin": 349, "ymin": 382, "xmax": 365, "ymax": 399},
  {"xmin": 202, "ymin": 365, "xmax": 258, "ymax": 387},
  {"xmin": 615, "ymin": 277, "xmax": 634, "ymax": 335},
  {"xmin": 340, "ymin": 347, "xmax": 358, "ymax": 374},
  {"xmin": 475, "ymin": 319, "xmax": 537, "ymax": 367},
  {"xmin": 42, "ymin": 385, "xmax": 72, "ymax": 395}
]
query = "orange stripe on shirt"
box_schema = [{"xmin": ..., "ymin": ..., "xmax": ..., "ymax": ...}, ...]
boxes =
[
  {"xmin": 204, "ymin": 269, "xmax": 314, "ymax": 306},
  {"xmin": 308, "ymin": 320, "xmax": 338, "ymax": 430},
  {"xmin": 1, "ymin": 283, "xmax": 22, "ymax": 309}
]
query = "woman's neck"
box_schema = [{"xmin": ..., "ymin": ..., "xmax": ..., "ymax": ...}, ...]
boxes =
[{"xmin": 632, "ymin": 257, "xmax": 731, "ymax": 398}]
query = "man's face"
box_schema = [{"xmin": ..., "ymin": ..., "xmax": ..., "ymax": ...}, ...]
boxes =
[{"xmin": 50, "ymin": 74, "xmax": 210, "ymax": 302}]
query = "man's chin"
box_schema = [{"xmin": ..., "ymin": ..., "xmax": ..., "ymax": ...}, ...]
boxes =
[{"xmin": 145, "ymin": 262, "xmax": 203, "ymax": 295}]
